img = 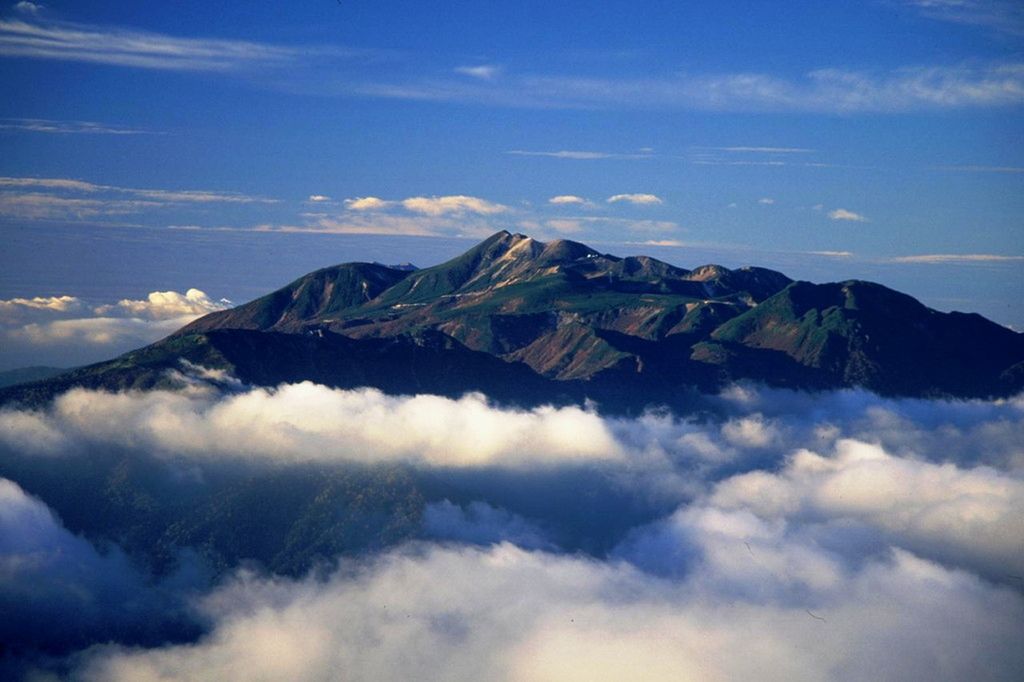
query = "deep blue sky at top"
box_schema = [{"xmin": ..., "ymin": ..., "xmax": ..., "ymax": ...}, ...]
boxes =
[{"xmin": 0, "ymin": 0, "xmax": 1021, "ymax": 261}]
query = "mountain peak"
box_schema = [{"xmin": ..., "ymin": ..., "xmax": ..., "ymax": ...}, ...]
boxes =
[{"xmin": 539, "ymin": 238, "xmax": 601, "ymax": 264}]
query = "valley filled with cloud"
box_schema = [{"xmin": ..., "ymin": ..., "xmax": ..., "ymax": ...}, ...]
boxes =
[{"xmin": 1, "ymin": 371, "xmax": 1022, "ymax": 679}]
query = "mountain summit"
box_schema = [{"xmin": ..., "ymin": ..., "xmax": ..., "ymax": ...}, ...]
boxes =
[{"xmin": 4, "ymin": 232, "xmax": 1022, "ymax": 411}]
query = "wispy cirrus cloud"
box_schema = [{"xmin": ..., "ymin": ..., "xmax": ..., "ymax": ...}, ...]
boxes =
[
  {"xmin": 691, "ymin": 159, "xmax": 837, "ymax": 168},
  {"xmin": 455, "ymin": 64, "xmax": 501, "ymax": 80},
  {"xmin": 506, "ymin": 149, "xmax": 655, "ymax": 160},
  {"xmin": 4, "ymin": 15, "xmax": 1021, "ymax": 114},
  {"xmin": 706, "ymin": 146, "xmax": 815, "ymax": 154},
  {"xmin": 807, "ymin": 250, "xmax": 855, "ymax": 258},
  {"xmin": 0, "ymin": 16, "xmax": 327, "ymax": 72},
  {"xmin": 0, "ymin": 117, "xmax": 157, "ymax": 135},
  {"xmin": 197, "ymin": 204, "xmax": 679, "ymax": 241},
  {"xmin": 358, "ymin": 62, "xmax": 1024, "ymax": 113},
  {"xmin": 0, "ymin": 176, "xmax": 275, "ymax": 203},
  {"xmin": 255, "ymin": 213, "xmax": 501, "ymax": 240},
  {"xmin": 0, "ymin": 192, "xmax": 161, "ymax": 220},
  {"xmin": 0, "ymin": 176, "xmax": 277, "ymax": 222},
  {"xmin": 545, "ymin": 215, "xmax": 679, "ymax": 234},
  {"xmin": 935, "ymin": 164, "xmax": 1024, "ymax": 173},
  {"xmin": 0, "ymin": 15, "xmax": 379, "ymax": 73},
  {"xmin": 888, "ymin": 253, "xmax": 1024, "ymax": 264},
  {"xmin": 0, "ymin": 17, "xmax": 296, "ymax": 71},
  {"xmin": 902, "ymin": 0, "xmax": 1024, "ymax": 36},
  {"xmin": 686, "ymin": 146, "xmax": 839, "ymax": 169}
]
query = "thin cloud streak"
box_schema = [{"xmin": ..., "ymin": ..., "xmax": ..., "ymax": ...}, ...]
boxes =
[
  {"xmin": 4, "ymin": 15, "xmax": 1021, "ymax": 113},
  {"xmin": 889, "ymin": 253, "xmax": 1024, "ymax": 264},
  {"xmin": 455, "ymin": 64, "xmax": 501, "ymax": 80},
  {"xmin": 544, "ymin": 216, "xmax": 679, "ymax": 233},
  {"xmin": 506, "ymin": 150, "xmax": 654, "ymax": 160},
  {"xmin": 709, "ymin": 146, "xmax": 815, "ymax": 154},
  {"xmin": 0, "ymin": 17, "xmax": 296, "ymax": 71},
  {"xmin": 0, "ymin": 118, "xmax": 157, "ymax": 135},
  {"xmin": 935, "ymin": 165, "xmax": 1024, "ymax": 173},
  {"xmin": 903, "ymin": 0, "xmax": 1024, "ymax": 36},
  {"xmin": 0, "ymin": 176, "xmax": 276, "ymax": 203},
  {"xmin": 807, "ymin": 250, "xmax": 855, "ymax": 258},
  {"xmin": 364, "ymin": 62, "xmax": 1024, "ymax": 112},
  {"xmin": 0, "ymin": 16, "xmax": 379, "ymax": 72},
  {"xmin": 0, "ymin": 192, "xmax": 163, "ymax": 220}
]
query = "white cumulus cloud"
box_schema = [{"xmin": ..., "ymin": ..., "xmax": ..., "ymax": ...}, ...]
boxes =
[
  {"xmin": 0, "ymin": 294, "xmax": 82, "ymax": 316},
  {"xmin": 94, "ymin": 288, "xmax": 226, "ymax": 319},
  {"xmin": 344, "ymin": 196, "xmax": 391, "ymax": 211},
  {"xmin": 548, "ymin": 195, "xmax": 590, "ymax": 205},
  {"xmin": 341, "ymin": 195, "xmax": 508, "ymax": 217},
  {"xmin": 401, "ymin": 195, "xmax": 509, "ymax": 216},
  {"xmin": 0, "ymin": 288, "xmax": 229, "ymax": 369},
  {"xmin": 828, "ymin": 208, "xmax": 868, "ymax": 222}
]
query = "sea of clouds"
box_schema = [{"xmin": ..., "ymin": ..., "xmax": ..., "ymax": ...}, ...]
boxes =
[{"xmin": 1, "ymin": 375, "xmax": 1023, "ymax": 680}]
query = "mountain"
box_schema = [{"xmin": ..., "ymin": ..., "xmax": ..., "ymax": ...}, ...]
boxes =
[{"xmin": 3, "ymin": 231, "xmax": 1022, "ymax": 410}]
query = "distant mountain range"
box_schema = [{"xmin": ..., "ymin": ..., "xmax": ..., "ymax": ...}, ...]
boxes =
[{"xmin": 4, "ymin": 231, "xmax": 1022, "ymax": 410}]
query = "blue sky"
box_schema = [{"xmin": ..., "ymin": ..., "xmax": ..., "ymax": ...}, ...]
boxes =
[{"xmin": 0, "ymin": 0, "xmax": 1021, "ymax": 334}]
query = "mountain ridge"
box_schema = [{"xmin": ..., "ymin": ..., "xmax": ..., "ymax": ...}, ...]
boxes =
[{"xmin": 4, "ymin": 231, "xmax": 1022, "ymax": 411}]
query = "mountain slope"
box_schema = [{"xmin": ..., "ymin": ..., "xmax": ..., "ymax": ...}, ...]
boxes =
[
  {"xmin": 706, "ymin": 280, "xmax": 1024, "ymax": 396},
  {"xmin": 3, "ymin": 231, "xmax": 1022, "ymax": 409},
  {"xmin": 181, "ymin": 261, "xmax": 412, "ymax": 334}
]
